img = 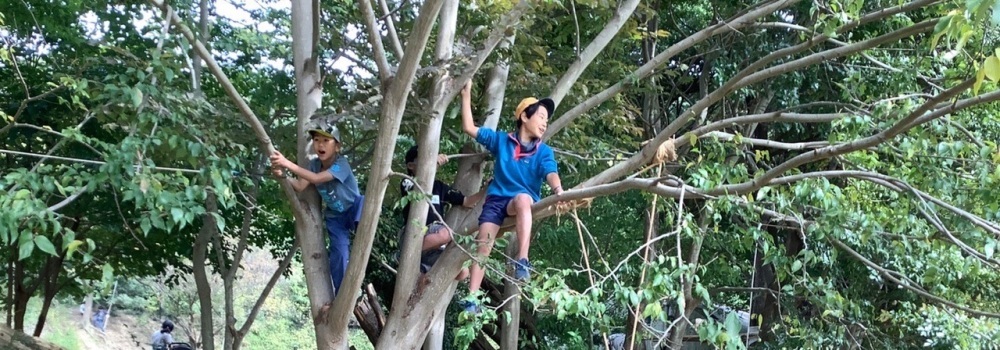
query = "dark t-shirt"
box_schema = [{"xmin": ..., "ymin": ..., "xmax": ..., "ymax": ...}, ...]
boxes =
[{"xmin": 400, "ymin": 179, "xmax": 465, "ymax": 225}]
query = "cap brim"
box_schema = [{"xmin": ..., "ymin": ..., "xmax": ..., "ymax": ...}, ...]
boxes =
[
  {"xmin": 308, "ymin": 129, "xmax": 337, "ymax": 140},
  {"xmin": 537, "ymin": 98, "xmax": 556, "ymax": 116}
]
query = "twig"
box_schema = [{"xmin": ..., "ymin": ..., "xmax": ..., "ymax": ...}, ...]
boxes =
[{"xmin": 0, "ymin": 149, "xmax": 202, "ymax": 174}]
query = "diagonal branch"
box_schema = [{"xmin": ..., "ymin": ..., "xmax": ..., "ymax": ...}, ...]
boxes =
[
  {"xmin": 238, "ymin": 243, "xmax": 299, "ymax": 336},
  {"xmin": 448, "ymin": 0, "xmax": 533, "ymax": 95},
  {"xmin": 549, "ymin": 0, "xmax": 641, "ymax": 105},
  {"xmin": 359, "ymin": 0, "xmax": 393, "ymax": 82},
  {"xmin": 704, "ymin": 131, "xmax": 830, "ymax": 150},
  {"xmin": 146, "ymin": 0, "xmax": 304, "ymax": 213},
  {"xmin": 705, "ymin": 78, "xmax": 991, "ymax": 196},
  {"xmin": 545, "ymin": 0, "xmax": 801, "ymax": 139},
  {"xmin": 378, "ymin": 0, "xmax": 405, "ymax": 58},
  {"xmin": 830, "ymin": 238, "xmax": 1000, "ymax": 318}
]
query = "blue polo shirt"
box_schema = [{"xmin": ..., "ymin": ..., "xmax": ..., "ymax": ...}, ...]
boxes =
[
  {"xmin": 476, "ymin": 128, "xmax": 558, "ymax": 201},
  {"xmin": 309, "ymin": 156, "xmax": 361, "ymax": 219}
]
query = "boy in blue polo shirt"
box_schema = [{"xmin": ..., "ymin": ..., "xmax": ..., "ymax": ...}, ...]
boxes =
[
  {"xmin": 459, "ymin": 82, "xmax": 565, "ymax": 313},
  {"xmin": 270, "ymin": 123, "xmax": 361, "ymax": 294}
]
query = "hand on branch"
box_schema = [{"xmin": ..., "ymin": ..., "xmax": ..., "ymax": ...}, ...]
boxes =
[{"xmin": 269, "ymin": 150, "xmax": 294, "ymax": 169}]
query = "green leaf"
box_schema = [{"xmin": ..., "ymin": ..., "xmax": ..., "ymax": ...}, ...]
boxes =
[
  {"xmin": 19, "ymin": 239, "xmax": 34, "ymax": 260},
  {"xmin": 67, "ymin": 240, "xmax": 84, "ymax": 256},
  {"xmin": 34, "ymin": 236, "xmax": 57, "ymax": 256},
  {"xmin": 975, "ymin": 62, "xmax": 987, "ymax": 95},
  {"xmin": 930, "ymin": 15, "xmax": 952, "ymax": 49},
  {"xmin": 791, "ymin": 260, "xmax": 803, "ymax": 272},
  {"xmin": 171, "ymin": 207, "xmax": 184, "ymax": 224},
  {"xmin": 102, "ymin": 263, "xmax": 114, "ymax": 282},
  {"xmin": 130, "ymin": 88, "xmax": 143, "ymax": 108},
  {"xmin": 986, "ymin": 241, "xmax": 996, "ymax": 259},
  {"xmin": 140, "ymin": 218, "xmax": 152, "ymax": 235},
  {"xmin": 984, "ymin": 56, "xmax": 1000, "ymax": 82}
]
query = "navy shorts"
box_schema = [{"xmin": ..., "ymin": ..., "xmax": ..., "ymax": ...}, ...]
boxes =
[{"xmin": 478, "ymin": 195, "xmax": 513, "ymax": 226}]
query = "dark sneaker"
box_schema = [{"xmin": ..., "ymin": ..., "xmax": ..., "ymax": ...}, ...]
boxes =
[
  {"xmin": 513, "ymin": 258, "xmax": 532, "ymax": 281},
  {"xmin": 458, "ymin": 299, "xmax": 481, "ymax": 314}
]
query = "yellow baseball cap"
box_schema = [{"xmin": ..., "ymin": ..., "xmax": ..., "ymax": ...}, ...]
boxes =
[{"xmin": 514, "ymin": 97, "xmax": 555, "ymax": 120}]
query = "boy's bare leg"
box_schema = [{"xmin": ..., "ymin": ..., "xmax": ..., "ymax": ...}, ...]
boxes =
[
  {"xmin": 468, "ymin": 223, "xmax": 500, "ymax": 293},
  {"xmin": 507, "ymin": 194, "xmax": 535, "ymax": 260}
]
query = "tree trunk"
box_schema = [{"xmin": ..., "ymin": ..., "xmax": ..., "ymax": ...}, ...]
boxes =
[
  {"xmin": 421, "ymin": 282, "xmax": 456, "ymax": 350},
  {"xmin": 288, "ymin": 0, "xmax": 340, "ymax": 347},
  {"xmin": 11, "ymin": 256, "xmax": 36, "ymax": 332},
  {"xmin": 31, "ymin": 252, "xmax": 65, "ymax": 337},
  {"xmin": 80, "ymin": 294, "xmax": 93, "ymax": 328},
  {"xmin": 192, "ymin": 0, "xmax": 210, "ymax": 92},
  {"xmin": 192, "ymin": 192, "xmax": 218, "ymax": 350},
  {"xmin": 333, "ymin": 0, "xmax": 446, "ymax": 347},
  {"xmin": 383, "ymin": 3, "xmax": 458, "ymax": 348},
  {"xmin": 5, "ymin": 243, "xmax": 13, "ymax": 326},
  {"xmin": 499, "ymin": 242, "xmax": 521, "ymax": 350}
]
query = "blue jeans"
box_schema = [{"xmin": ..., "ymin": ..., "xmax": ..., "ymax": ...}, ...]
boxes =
[{"xmin": 326, "ymin": 214, "xmax": 353, "ymax": 294}]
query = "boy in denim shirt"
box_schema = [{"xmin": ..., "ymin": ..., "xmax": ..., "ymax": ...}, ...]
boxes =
[{"xmin": 270, "ymin": 124, "xmax": 361, "ymax": 294}]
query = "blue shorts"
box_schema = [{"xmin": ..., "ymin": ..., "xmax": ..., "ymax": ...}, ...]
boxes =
[{"xmin": 478, "ymin": 195, "xmax": 513, "ymax": 226}]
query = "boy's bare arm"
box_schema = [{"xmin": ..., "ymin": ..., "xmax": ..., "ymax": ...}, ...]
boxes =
[
  {"xmin": 270, "ymin": 150, "xmax": 334, "ymax": 189},
  {"xmin": 282, "ymin": 162, "xmax": 334, "ymax": 185},
  {"xmin": 546, "ymin": 173, "xmax": 564, "ymax": 196},
  {"xmin": 460, "ymin": 81, "xmax": 479, "ymax": 138},
  {"xmin": 273, "ymin": 167, "xmax": 311, "ymax": 193}
]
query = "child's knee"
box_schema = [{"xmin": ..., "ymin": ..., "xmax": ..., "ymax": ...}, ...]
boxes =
[{"xmin": 512, "ymin": 194, "xmax": 533, "ymax": 208}]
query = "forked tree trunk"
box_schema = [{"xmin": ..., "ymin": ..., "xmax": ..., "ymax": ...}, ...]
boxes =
[{"xmin": 288, "ymin": 1, "xmax": 337, "ymax": 347}]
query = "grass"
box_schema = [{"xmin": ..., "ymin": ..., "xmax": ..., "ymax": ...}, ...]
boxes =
[
  {"xmin": 349, "ymin": 328, "xmax": 375, "ymax": 350},
  {"xmin": 22, "ymin": 299, "xmax": 82, "ymax": 350}
]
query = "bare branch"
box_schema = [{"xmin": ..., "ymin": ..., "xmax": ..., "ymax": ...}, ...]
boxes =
[
  {"xmin": 0, "ymin": 86, "xmax": 66, "ymax": 136},
  {"xmin": 448, "ymin": 0, "xmax": 533, "ymax": 95},
  {"xmin": 239, "ymin": 243, "xmax": 299, "ymax": 335},
  {"xmin": 358, "ymin": 0, "xmax": 393, "ymax": 81},
  {"xmin": 830, "ymin": 238, "xmax": 1000, "ymax": 318},
  {"xmin": 0, "ymin": 149, "xmax": 201, "ymax": 174},
  {"xmin": 705, "ymin": 79, "xmax": 992, "ymax": 196},
  {"xmin": 545, "ymin": 0, "xmax": 801, "ymax": 139},
  {"xmin": 549, "ymin": 0, "xmax": 641, "ymax": 105},
  {"xmin": 46, "ymin": 187, "xmax": 88, "ymax": 212},
  {"xmin": 704, "ymin": 131, "xmax": 830, "ymax": 150},
  {"xmin": 378, "ymin": 0, "xmax": 405, "ymax": 58}
]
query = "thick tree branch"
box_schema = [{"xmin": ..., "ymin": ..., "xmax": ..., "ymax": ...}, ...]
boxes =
[
  {"xmin": 545, "ymin": 0, "xmax": 800, "ymax": 139},
  {"xmin": 145, "ymin": 0, "xmax": 304, "ymax": 212},
  {"xmin": 549, "ymin": 0, "xmax": 641, "ymax": 105}
]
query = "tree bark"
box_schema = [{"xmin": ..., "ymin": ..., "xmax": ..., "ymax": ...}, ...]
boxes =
[
  {"xmin": 288, "ymin": 1, "xmax": 338, "ymax": 348},
  {"xmin": 499, "ymin": 243, "xmax": 521, "ymax": 350},
  {"xmin": 81, "ymin": 294, "xmax": 93, "ymax": 329},
  {"xmin": 387, "ymin": 0, "xmax": 457, "ymax": 323},
  {"xmin": 192, "ymin": 192, "xmax": 218, "ymax": 350},
  {"xmin": 335, "ymin": 0, "xmax": 446, "ymax": 347}
]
